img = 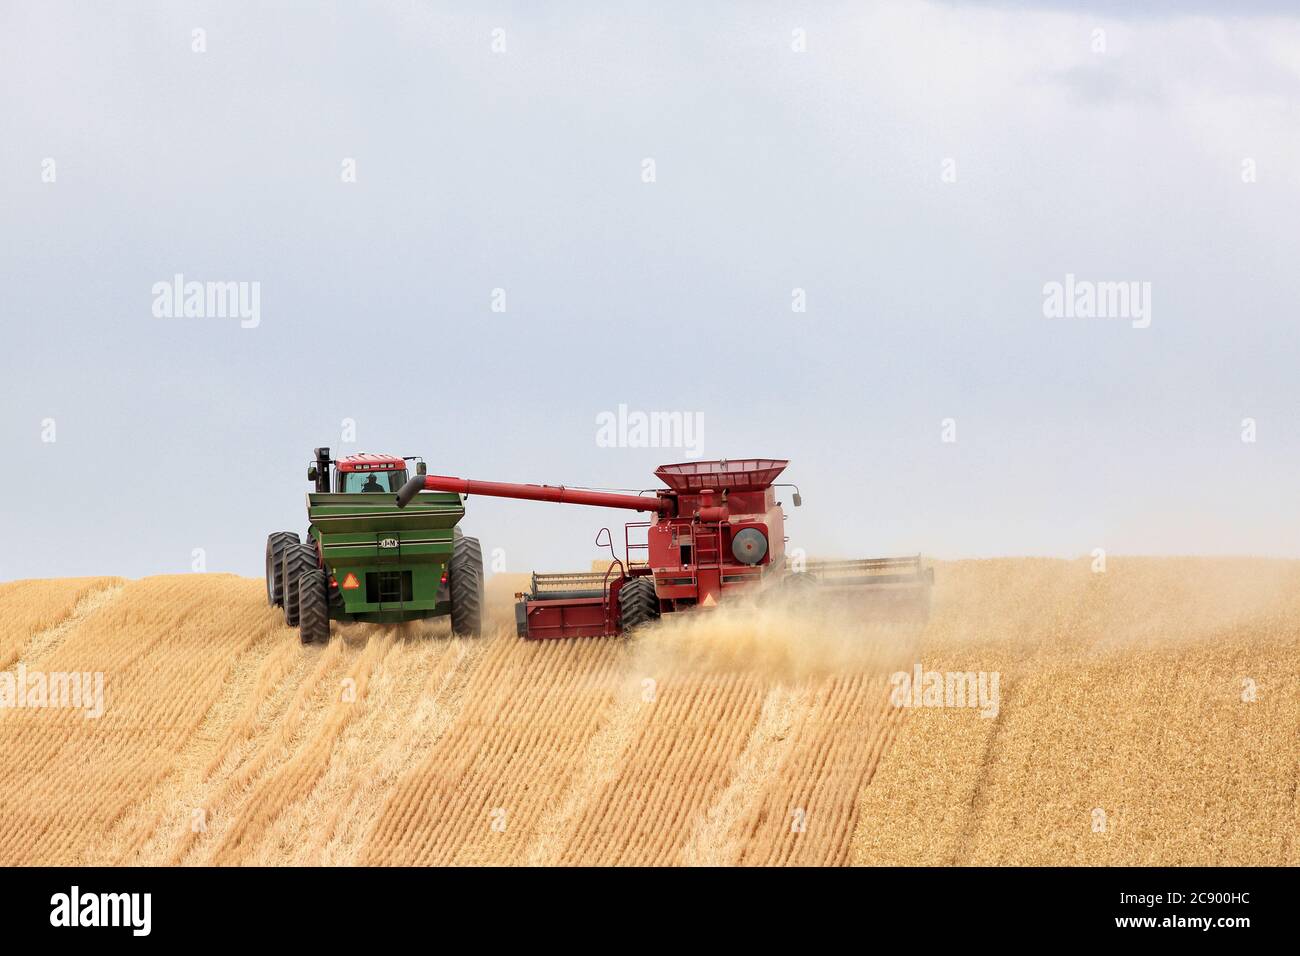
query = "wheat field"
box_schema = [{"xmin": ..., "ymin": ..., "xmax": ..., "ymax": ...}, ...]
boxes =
[{"xmin": 0, "ymin": 559, "xmax": 1294, "ymax": 866}]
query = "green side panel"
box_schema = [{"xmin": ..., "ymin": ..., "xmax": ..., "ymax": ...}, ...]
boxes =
[{"xmin": 306, "ymin": 491, "xmax": 464, "ymax": 619}]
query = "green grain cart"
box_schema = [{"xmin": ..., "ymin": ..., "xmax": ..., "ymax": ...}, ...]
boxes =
[{"xmin": 265, "ymin": 447, "xmax": 484, "ymax": 644}]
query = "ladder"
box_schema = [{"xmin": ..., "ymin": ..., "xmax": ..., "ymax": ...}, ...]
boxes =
[{"xmin": 693, "ymin": 522, "xmax": 722, "ymax": 568}]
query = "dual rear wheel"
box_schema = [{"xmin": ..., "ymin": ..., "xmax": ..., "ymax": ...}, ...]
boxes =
[
  {"xmin": 282, "ymin": 543, "xmax": 329, "ymax": 644},
  {"xmin": 296, "ymin": 568, "xmax": 331, "ymax": 645},
  {"xmin": 265, "ymin": 534, "xmax": 330, "ymax": 645},
  {"xmin": 280, "ymin": 543, "xmax": 318, "ymax": 629},
  {"xmin": 265, "ymin": 531, "xmax": 300, "ymax": 607}
]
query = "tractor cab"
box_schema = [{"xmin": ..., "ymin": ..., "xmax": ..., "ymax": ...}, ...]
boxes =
[
  {"xmin": 337, "ymin": 456, "xmax": 406, "ymax": 493},
  {"xmin": 308, "ymin": 448, "xmax": 425, "ymax": 494}
]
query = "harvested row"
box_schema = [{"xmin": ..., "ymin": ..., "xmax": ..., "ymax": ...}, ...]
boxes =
[
  {"xmin": 543, "ymin": 669, "xmax": 904, "ymax": 866},
  {"xmin": 0, "ymin": 576, "xmax": 123, "ymax": 671},
  {"xmin": 361, "ymin": 631, "xmax": 632, "ymax": 865},
  {"xmin": 0, "ymin": 575, "xmax": 268, "ymax": 865},
  {"xmin": 115, "ymin": 624, "xmax": 489, "ymax": 866},
  {"xmin": 359, "ymin": 589, "xmax": 912, "ymax": 866}
]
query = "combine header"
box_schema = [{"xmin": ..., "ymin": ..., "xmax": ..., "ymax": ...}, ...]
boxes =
[
  {"xmin": 396, "ymin": 458, "xmax": 931, "ymax": 640},
  {"xmin": 266, "ymin": 448, "xmax": 484, "ymax": 644}
]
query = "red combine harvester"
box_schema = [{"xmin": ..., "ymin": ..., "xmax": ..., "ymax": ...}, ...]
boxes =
[{"xmin": 395, "ymin": 458, "xmax": 932, "ymax": 640}]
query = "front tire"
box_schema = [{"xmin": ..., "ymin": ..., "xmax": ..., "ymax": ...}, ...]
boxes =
[
  {"xmin": 617, "ymin": 576, "xmax": 659, "ymax": 633},
  {"xmin": 449, "ymin": 535, "xmax": 484, "ymax": 637},
  {"xmin": 282, "ymin": 542, "xmax": 318, "ymax": 627},
  {"xmin": 782, "ymin": 570, "xmax": 819, "ymax": 602},
  {"xmin": 266, "ymin": 531, "xmax": 300, "ymax": 606},
  {"xmin": 297, "ymin": 569, "xmax": 331, "ymax": 645}
]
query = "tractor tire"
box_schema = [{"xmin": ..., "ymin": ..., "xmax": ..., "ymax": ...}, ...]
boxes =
[
  {"xmin": 449, "ymin": 535, "xmax": 484, "ymax": 637},
  {"xmin": 282, "ymin": 542, "xmax": 318, "ymax": 628},
  {"xmin": 783, "ymin": 570, "xmax": 819, "ymax": 592},
  {"xmin": 617, "ymin": 576, "xmax": 659, "ymax": 634},
  {"xmin": 297, "ymin": 569, "xmax": 331, "ymax": 645},
  {"xmin": 265, "ymin": 531, "xmax": 300, "ymax": 607}
]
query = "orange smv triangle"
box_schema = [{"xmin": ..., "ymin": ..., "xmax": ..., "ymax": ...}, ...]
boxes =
[
  {"xmin": 341, "ymin": 572, "xmax": 360, "ymax": 590},
  {"xmin": 701, "ymin": 592, "xmax": 717, "ymax": 607}
]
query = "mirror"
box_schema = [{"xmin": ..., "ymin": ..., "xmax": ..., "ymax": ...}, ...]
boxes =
[
  {"xmin": 416, "ymin": 462, "xmax": 427, "ymax": 475},
  {"xmin": 307, "ymin": 465, "xmax": 318, "ymax": 481},
  {"xmin": 792, "ymin": 492, "xmax": 802, "ymax": 507}
]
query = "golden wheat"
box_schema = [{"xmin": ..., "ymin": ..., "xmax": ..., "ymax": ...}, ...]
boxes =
[
  {"xmin": 850, "ymin": 558, "xmax": 1300, "ymax": 866},
  {"xmin": 0, "ymin": 559, "xmax": 1294, "ymax": 865}
]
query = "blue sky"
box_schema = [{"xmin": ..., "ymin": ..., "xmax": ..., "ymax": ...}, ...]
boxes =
[{"xmin": 2, "ymin": 1, "xmax": 1298, "ymax": 580}]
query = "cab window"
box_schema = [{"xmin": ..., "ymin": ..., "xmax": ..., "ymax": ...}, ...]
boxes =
[{"xmin": 341, "ymin": 469, "xmax": 407, "ymax": 493}]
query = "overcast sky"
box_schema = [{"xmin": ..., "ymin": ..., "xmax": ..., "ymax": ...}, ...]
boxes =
[{"xmin": 2, "ymin": 1, "xmax": 1298, "ymax": 580}]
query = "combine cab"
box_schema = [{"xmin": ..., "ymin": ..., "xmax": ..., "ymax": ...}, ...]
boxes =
[
  {"xmin": 395, "ymin": 457, "xmax": 931, "ymax": 640},
  {"xmin": 265, "ymin": 448, "xmax": 484, "ymax": 644}
]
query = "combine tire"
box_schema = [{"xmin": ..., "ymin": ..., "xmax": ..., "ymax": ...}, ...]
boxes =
[
  {"xmin": 297, "ymin": 569, "xmax": 331, "ymax": 645},
  {"xmin": 449, "ymin": 535, "xmax": 484, "ymax": 637},
  {"xmin": 282, "ymin": 542, "xmax": 318, "ymax": 627},
  {"xmin": 618, "ymin": 577, "xmax": 659, "ymax": 633},
  {"xmin": 782, "ymin": 570, "xmax": 819, "ymax": 601},
  {"xmin": 265, "ymin": 531, "xmax": 300, "ymax": 607}
]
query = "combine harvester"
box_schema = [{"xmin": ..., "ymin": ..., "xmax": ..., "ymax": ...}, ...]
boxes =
[
  {"xmin": 265, "ymin": 448, "xmax": 483, "ymax": 644},
  {"xmin": 396, "ymin": 458, "xmax": 931, "ymax": 639}
]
